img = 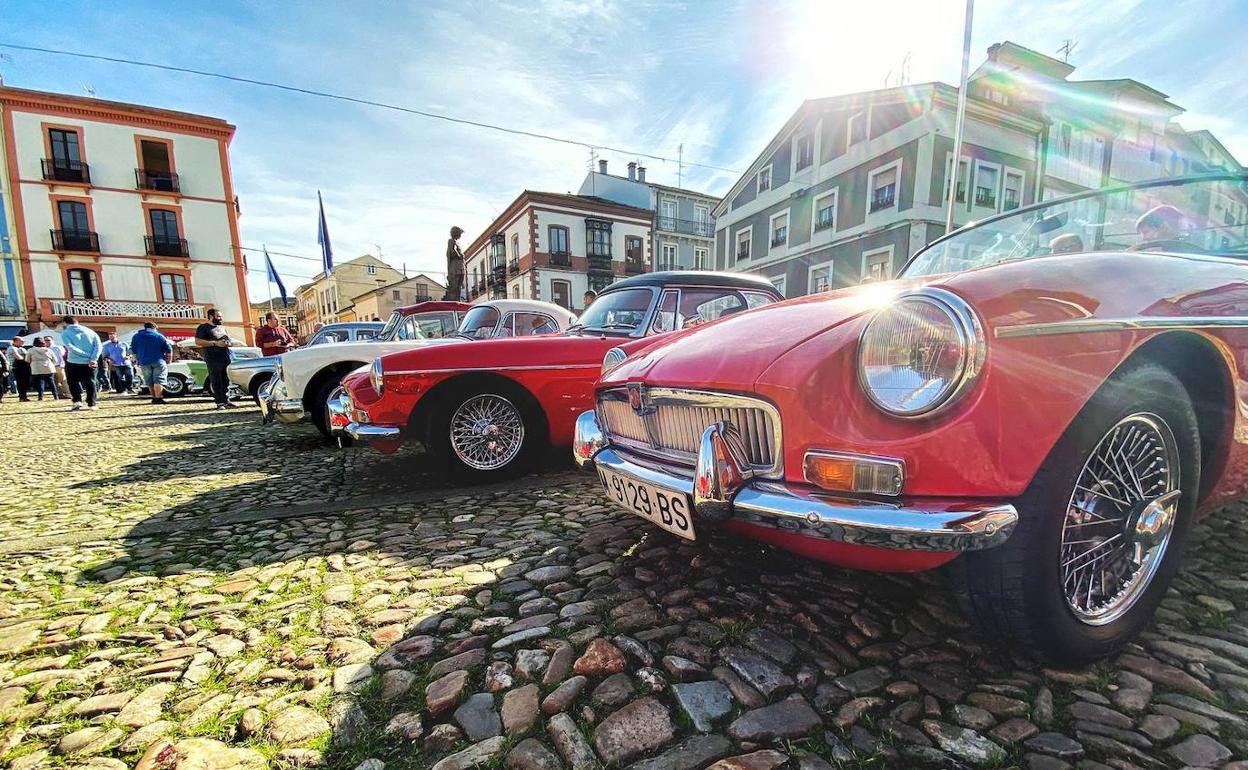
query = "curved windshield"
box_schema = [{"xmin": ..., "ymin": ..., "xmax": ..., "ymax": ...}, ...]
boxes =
[
  {"xmin": 578, "ymin": 288, "xmax": 653, "ymax": 333},
  {"xmin": 378, "ymin": 311, "xmax": 403, "ymax": 340},
  {"xmin": 457, "ymin": 306, "xmax": 501, "ymax": 339},
  {"xmin": 905, "ymin": 175, "xmax": 1248, "ymax": 278}
]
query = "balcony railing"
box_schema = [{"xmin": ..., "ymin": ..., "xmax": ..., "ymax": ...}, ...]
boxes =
[
  {"xmin": 50, "ymin": 229, "xmax": 100, "ymax": 252},
  {"xmin": 0, "ymin": 295, "xmax": 21, "ymax": 317},
  {"xmin": 655, "ymin": 217, "xmax": 715, "ymax": 237},
  {"xmin": 508, "ymin": 258, "xmax": 519, "ymax": 273},
  {"xmin": 869, "ymin": 188, "xmax": 896, "ymax": 212},
  {"xmin": 42, "ymin": 297, "xmax": 204, "ymax": 320},
  {"xmin": 549, "ymin": 251, "xmax": 571, "ymax": 267},
  {"xmin": 625, "ymin": 257, "xmax": 645, "ymax": 274},
  {"xmin": 413, "ymin": 294, "xmax": 433, "ymax": 303},
  {"xmin": 736, "ymin": 246, "xmax": 750, "ymax": 261},
  {"xmin": 587, "ymin": 255, "xmax": 613, "ymax": 274},
  {"xmin": 1003, "ymin": 194, "xmax": 1020, "ymax": 211},
  {"xmin": 974, "ymin": 188, "xmax": 996, "ymax": 208},
  {"xmin": 656, "ymin": 262, "xmax": 682, "ymax": 272},
  {"xmin": 770, "ymin": 228, "xmax": 788, "ymax": 248},
  {"xmin": 145, "ymin": 236, "xmax": 190, "ymax": 258},
  {"xmin": 136, "ymin": 168, "xmax": 181, "ymax": 193},
  {"xmin": 42, "ymin": 159, "xmax": 90, "ymax": 184},
  {"xmin": 814, "ymin": 212, "xmax": 835, "ymax": 232}
]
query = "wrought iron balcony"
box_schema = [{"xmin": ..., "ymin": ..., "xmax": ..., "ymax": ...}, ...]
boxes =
[
  {"xmin": 50, "ymin": 229, "xmax": 99, "ymax": 252},
  {"xmin": 770, "ymin": 229, "xmax": 788, "ymax": 248},
  {"xmin": 42, "ymin": 159, "xmax": 90, "ymax": 184},
  {"xmin": 625, "ymin": 257, "xmax": 645, "ymax": 274},
  {"xmin": 736, "ymin": 245, "xmax": 750, "ymax": 261},
  {"xmin": 814, "ymin": 213, "xmax": 835, "ymax": 232},
  {"xmin": 869, "ymin": 188, "xmax": 896, "ymax": 212},
  {"xmin": 974, "ymin": 188, "xmax": 996, "ymax": 208},
  {"xmin": 588, "ymin": 255, "xmax": 613, "ymax": 274},
  {"xmin": 0, "ymin": 295, "xmax": 21, "ymax": 317},
  {"xmin": 656, "ymin": 262, "xmax": 682, "ymax": 272},
  {"xmin": 413, "ymin": 294, "xmax": 433, "ymax": 303},
  {"xmin": 549, "ymin": 251, "xmax": 571, "ymax": 267},
  {"xmin": 1003, "ymin": 194, "xmax": 1020, "ymax": 211},
  {"xmin": 508, "ymin": 258, "xmax": 519, "ymax": 273},
  {"xmin": 655, "ymin": 217, "xmax": 715, "ymax": 237},
  {"xmin": 136, "ymin": 168, "xmax": 181, "ymax": 193},
  {"xmin": 145, "ymin": 236, "xmax": 190, "ymax": 258},
  {"xmin": 41, "ymin": 297, "xmax": 204, "ymax": 320}
]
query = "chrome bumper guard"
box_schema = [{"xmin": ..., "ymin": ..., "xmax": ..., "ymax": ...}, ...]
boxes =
[
  {"xmin": 345, "ymin": 422, "xmax": 402, "ymax": 441},
  {"xmin": 259, "ymin": 377, "xmax": 305, "ymax": 425},
  {"xmin": 326, "ymin": 387, "xmax": 351, "ymax": 438},
  {"xmin": 573, "ymin": 409, "xmax": 1017, "ymax": 553}
]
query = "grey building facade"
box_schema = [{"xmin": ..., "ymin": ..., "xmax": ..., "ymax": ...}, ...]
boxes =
[{"xmin": 714, "ymin": 40, "xmax": 1243, "ymax": 297}]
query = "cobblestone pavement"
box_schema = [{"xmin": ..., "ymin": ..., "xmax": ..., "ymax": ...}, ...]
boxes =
[{"xmin": 2, "ymin": 396, "xmax": 1248, "ymax": 770}]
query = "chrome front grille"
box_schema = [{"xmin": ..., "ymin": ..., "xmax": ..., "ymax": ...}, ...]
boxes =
[{"xmin": 597, "ymin": 387, "xmax": 782, "ymax": 477}]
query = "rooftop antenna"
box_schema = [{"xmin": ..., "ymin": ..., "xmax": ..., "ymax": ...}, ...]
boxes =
[
  {"xmin": 588, "ymin": 147, "xmax": 599, "ymax": 194},
  {"xmin": 900, "ymin": 52, "xmax": 912, "ymax": 86},
  {"xmin": 0, "ymin": 53, "xmax": 13, "ymax": 85},
  {"xmin": 677, "ymin": 143, "xmax": 683, "ymax": 189},
  {"xmin": 82, "ymin": 83, "xmax": 96, "ymax": 97},
  {"xmin": 1058, "ymin": 39, "xmax": 1078, "ymax": 63}
]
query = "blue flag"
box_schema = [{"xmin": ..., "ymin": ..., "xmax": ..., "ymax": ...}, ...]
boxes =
[
  {"xmin": 264, "ymin": 246, "xmax": 288, "ymax": 307},
  {"xmin": 317, "ymin": 190, "xmax": 334, "ymax": 275}
]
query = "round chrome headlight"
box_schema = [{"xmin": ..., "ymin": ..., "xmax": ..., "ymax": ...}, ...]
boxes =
[
  {"xmin": 601, "ymin": 347, "xmax": 627, "ymax": 376},
  {"xmin": 369, "ymin": 357, "xmax": 384, "ymax": 395},
  {"xmin": 858, "ymin": 288, "xmax": 984, "ymax": 418}
]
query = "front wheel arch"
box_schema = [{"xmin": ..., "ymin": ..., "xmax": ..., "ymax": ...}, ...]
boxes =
[{"xmin": 412, "ymin": 372, "xmax": 550, "ymax": 453}]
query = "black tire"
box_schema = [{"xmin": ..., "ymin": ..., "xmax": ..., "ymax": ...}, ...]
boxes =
[
  {"xmin": 249, "ymin": 375, "xmax": 269, "ymax": 405},
  {"xmin": 951, "ymin": 362, "xmax": 1200, "ymax": 666},
  {"xmin": 164, "ymin": 374, "xmax": 188, "ymax": 398},
  {"xmin": 425, "ymin": 384, "xmax": 542, "ymax": 482},
  {"xmin": 309, "ymin": 376, "xmax": 343, "ymax": 439}
]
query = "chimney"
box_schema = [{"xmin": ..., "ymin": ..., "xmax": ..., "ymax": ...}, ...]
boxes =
[
  {"xmin": 627, "ymin": 161, "xmax": 637, "ymax": 181},
  {"xmin": 598, "ymin": 159, "xmax": 608, "ymax": 174},
  {"xmin": 637, "ymin": 165, "xmax": 646, "ymax": 182}
]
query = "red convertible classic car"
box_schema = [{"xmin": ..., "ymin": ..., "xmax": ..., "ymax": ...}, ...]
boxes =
[
  {"xmin": 338, "ymin": 271, "xmax": 783, "ymax": 479},
  {"xmin": 575, "ymin": 174, "xmax": 1248, "ymax": 663}
]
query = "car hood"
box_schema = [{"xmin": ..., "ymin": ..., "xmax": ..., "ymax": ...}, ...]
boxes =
[
  {"xmin": 379, "ymin": 332, "xmax": 617, "ymax": 371},
  {"xmin": 599, "ymin": 279, "xmax": 928, "ymax": 391}
]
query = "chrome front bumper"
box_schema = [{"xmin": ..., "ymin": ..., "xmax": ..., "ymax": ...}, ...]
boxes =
[
  {"xmin": 344, "ymin": 422, "xmax": 402, "ymax": 441},
  {"xmin": 573, "ymin": 410, "xmax": 1017, "ymax": 553},
  {"xmin": 259, "ymin": 378, "xmax": 305, "ymax": 425}
]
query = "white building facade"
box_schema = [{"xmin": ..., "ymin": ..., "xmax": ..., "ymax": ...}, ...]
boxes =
[
  {"xmin": 0, "ymin": 86, "xmax": 251, "ymax": 342},
  {"xmin": 464, "ymin": 191, "xmax": 652, "ymax": 313}
]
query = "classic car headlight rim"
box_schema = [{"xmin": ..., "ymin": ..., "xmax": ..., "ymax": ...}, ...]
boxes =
[
  {"xmin": 858, "ymin": 288, "xmax": 985, "ymax": 418},
  {"xmin": 370, "ymin": 357, "xmax": 384, "ymax": 395},
  {"xmin": 601, "ymin": 347, "xmax": 628, "ymax": 376}
]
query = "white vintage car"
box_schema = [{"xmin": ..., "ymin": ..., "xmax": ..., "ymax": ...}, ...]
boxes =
[{"xmin": 260, "ymin": 298, "xmax": 577, "ymax": 438}]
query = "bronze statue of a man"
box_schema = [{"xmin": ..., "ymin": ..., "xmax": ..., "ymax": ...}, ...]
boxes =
[{"xmin": 443, "ymin": 226, "xmax": 465, "ymax": 301}]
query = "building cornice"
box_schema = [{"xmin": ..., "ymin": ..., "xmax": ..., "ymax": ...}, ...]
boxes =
[{"xmin": 0, "ymin": 86, "xmax": 236, "ymax": 139}]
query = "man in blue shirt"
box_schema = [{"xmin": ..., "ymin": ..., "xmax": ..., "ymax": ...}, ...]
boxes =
[
  {"xmin": 103, "ymin": 332, "xmax": 134, "ymax": 394},
  {"xmin": 60, "ymin": 315, "xmax": 103, "ymax": 410},
  {"xmin": 132, "ymin": 322, "xmax": 173, "ymax": 404}
]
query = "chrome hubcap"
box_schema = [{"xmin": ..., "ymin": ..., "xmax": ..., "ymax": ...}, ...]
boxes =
[
  {"xmin": 1061, "ymin": 413, "xmax": 1179, "ymax": 625},
  {"xmin": 450, "ymin": 394, "xmax": 525, "ymax": 471}
]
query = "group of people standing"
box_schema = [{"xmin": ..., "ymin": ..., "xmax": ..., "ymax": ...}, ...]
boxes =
[{"xmin": 3, "ymin": 316, "xmax": 175, "ymax": 408}]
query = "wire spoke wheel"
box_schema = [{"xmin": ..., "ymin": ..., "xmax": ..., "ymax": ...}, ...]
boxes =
[
  {"xmin": 450, "ymin": 394, "xmax": 525, "ymax": 471},
  {"xmin": 1061, "ymin": 412, "xmax": 1180, "ymax": 626}
]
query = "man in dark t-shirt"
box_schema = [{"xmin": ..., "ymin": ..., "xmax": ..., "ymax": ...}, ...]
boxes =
[{"xmin": 194, "ymin": 308, "xmax": 235, "ymax": 409}]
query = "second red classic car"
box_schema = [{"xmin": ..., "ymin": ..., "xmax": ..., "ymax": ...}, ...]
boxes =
[
  {"xmin": 337, "ymin": 271, "xmax": 783, "ymax": 478},
  {"xmin": 575, "ymin": 174, "xmax": 1248, "ymax": 663}
]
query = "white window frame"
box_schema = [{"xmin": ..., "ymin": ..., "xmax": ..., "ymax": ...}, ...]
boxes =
[
  {"xmin": 866, "ymin": 158, "xmax": 903, "ymax": 217},
  {"xmin": 861, "ymin": 245, "xmax": 895, "ymax": 283},
  {"xmin": 971, "ymin": 159, "xmax": 1003, "ymax": 211},
  {"xmin": 694, "ymin": 204, "xmax": 710, "ymax": 236},
  {"xmin": 1002, "ymin": 167, "xmax": 1025, "ymax": 211},
  {"xmin": 847, "ymin": 111, "xmax": 867, "ymax": 151},
  {"xmin": 693, "ymin": 246, "xmax": 709, "ymax": 270},
  {"xmin": 811, "ymin": 188, "xmax": 838, "ymax": 237},
  {"xmin": 769, "ymin": 275, "xmax": 787, "ymax": 296},
  {"xmin": 791, "ymin": 131, "xmax": 815, "ymax": 175},
  {"xmin": 943, "ymin": 152, "xmax": 970, "ymax": 209},
  {"xmin": 660, "ymin": 197, "xmax": 678, "ymax": 230},
  {"xmin": 807, "ymin": 259, "xmax": 834, "ymax": 295},
  {"xmin": 735, "ymin": 225, "xmax": 753, "ymax": 262},
  {"xmin": 768, "ymin": 210, "xmax": 789, "ymax": 253},
  {"xmin": 660, "ymin": 241, "xmax": 679, "ymax": 270},
  {"xmin": 756, "ymin": 165, "xmax": 772, "ymax": 194}
]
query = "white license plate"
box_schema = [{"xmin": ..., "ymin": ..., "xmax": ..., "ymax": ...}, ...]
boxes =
[{"xmin": 599, "ymin": 467, "xmax": 695, "ymax": 540}]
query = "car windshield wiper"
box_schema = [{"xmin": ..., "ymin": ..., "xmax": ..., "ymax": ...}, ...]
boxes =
[{"xmin": 592, "ymin": 323, "xmax": 638, "ymax": 330}]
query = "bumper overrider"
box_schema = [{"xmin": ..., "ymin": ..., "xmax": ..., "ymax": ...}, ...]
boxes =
[
  {"xmin": 259, "ymin": 376, "xmax": 305, "ymax": 425},
  {"xmin": 341, "ymin": 392, "xmax": 402, "ymax": 441},
  {"xmin": 572, "ymin": 410, "xmax": 1018, "ymax": 553}
]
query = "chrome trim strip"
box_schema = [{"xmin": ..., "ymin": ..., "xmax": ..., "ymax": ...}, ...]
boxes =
[
  {"xmin": 383, "ymin": 364, "xmax": 601, "ymax": 376},
  {"xmin": 994, "ymin": 316, "xmax": 1248, "ymax": 339},
  {"xmin": 597, "ymin": 387, "xmax": 784, "ymax": 478}
]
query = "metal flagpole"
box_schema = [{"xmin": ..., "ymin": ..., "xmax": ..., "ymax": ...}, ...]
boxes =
[{"xmin": 945, "ymin": 0, "xmax": 974, "ymax": 234}]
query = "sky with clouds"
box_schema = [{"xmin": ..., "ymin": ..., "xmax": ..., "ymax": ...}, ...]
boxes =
[{"xmin": 3, "ymin": 0, "xmax": 1244, "ymax": 300}]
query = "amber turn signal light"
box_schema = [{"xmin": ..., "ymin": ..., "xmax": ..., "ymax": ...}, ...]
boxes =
[{"xmin": 803, "ymin": 451, "xmax": 904, "ymax": 497}]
